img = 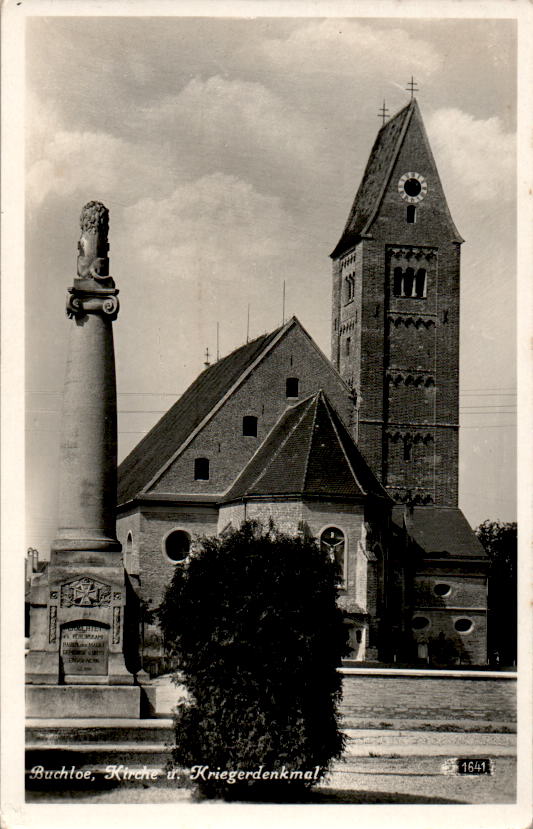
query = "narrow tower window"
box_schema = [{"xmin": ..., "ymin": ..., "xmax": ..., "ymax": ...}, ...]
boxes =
[
  {"xmin": 242, "ymin": 415, "xmax": 258, "ymax": 437},
  {"xmin": 415, "ymin": 268, "xmax": 427, "ymax": 298},
  {"xmin": 345, "ymin": 336, "xmax": 351, "ymax": 356},
  {"xmin": 286, "ymin": 377, "xmax": 299, "ymax": 398},
  {"xmin": 345, "ymin": 274, "xmax": 355, "ymax": 303},
  {"xmin": 406, "ymin": 205, "xmax": 417, "ymax": 223},
  {"xmin": 403, "ymin": 267, "xmax": 415, "ymax": 297},
  {"xmin": 393, "ymin": 267, "xmax": 403, "ymax": 297},
  {"xmin": 194, "ymin": 457, "xmax": 210, "ymax": 480}
]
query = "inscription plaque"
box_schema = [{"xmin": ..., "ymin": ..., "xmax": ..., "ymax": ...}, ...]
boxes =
[{"xmin": 60, "ymin": 623, "xmax": 109, "ymax": 676}]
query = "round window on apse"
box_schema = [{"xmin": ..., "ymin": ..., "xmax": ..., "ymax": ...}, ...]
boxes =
[
  {"xmin": 454, "ymin": 618, "xmax": 473, "ymax": 634},
  {"xmin": 165, "ymin": 530, "xmax": 191, "ymax": 563},
  {"xmin": 411, "ymin": 616, "xmax": 430, "ymax": 630}
]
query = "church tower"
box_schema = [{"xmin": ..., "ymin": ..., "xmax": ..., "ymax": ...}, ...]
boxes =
[{"xmin": 331, "ymin": 98, "xmax": 463, "ymax": 507}]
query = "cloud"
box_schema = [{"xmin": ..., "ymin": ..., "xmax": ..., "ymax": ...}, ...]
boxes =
[
  {"xmin": 142, "ymin": 75, "xmax": 321, "ymax": 176},
  {"xmin": 258, "ymin": 20, "xmax": 443, "ymax": 80},
  {"xmin": 122, "ymin": 171, "xmax": 295, "ymax": 283},
  {"xmin": 427, "ymin": 108, "xmax": 515, "ymax": 202},
  {"xmin": 26, "ymin": 124, "xmax": 178, "ymax": 211}
]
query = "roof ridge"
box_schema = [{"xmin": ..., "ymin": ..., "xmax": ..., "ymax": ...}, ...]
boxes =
[
  {"xmin": 360, "ymin": 100, "xmax": 415, "ymax": 237},
  {"xmin": 320, "ymin": 393, "xmax": 366, "ymax": 495},
  {"xmin": 330, "ymin": 99, "xmax": 417, "ymax": 258},
  {"xmin": 301, "ymin": 391, "xmax": 321, "ymax": 492}
]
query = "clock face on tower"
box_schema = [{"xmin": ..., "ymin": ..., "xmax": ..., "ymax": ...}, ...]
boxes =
[{"xmin": 398, "ymin": 172, "xmax": 428, "ymax": 203}]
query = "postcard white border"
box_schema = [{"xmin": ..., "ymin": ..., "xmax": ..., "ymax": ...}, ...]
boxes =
[{"xmin": 2, "ymin": 1, "xmax": 532, "ymax": 828}]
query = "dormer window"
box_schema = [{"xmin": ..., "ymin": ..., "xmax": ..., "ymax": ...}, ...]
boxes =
[
  {"xmin": 242, "ymin": 415, "xmax": 258, "ymax": 437},
  {"xmin": 286, "ymin": 377, "xmax": 299, "ymax": 398}
]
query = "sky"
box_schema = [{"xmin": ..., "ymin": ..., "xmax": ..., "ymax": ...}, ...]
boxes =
[{"xmin": 23, "ymin": 13, "xmax": 517, "ymax": 557}]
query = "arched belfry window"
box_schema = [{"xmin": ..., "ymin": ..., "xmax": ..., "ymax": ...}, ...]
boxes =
[
  {"xmin": 194, "ymin": 457, "xmax": 210, "ymax": 480},
  {"xmin": 320, "ymin": 527, "xmax": 346, "ymax": 579},
  {"xmin": 393, "ymin": 267, "xmax": 403, "ymax": 297},
  {"xmin": 415, "ymin": 268, "xmax": 426, "ymax": 298},
  {"xmin": 392, "ymin": 266, "xmax": 428, "ymax": 299},
  {"xmin": 403, "ymin": 267, "xmax": 415, "ymax": 297},
  {"xmin": 242, "ymin": 416, "xmax": 258, "ymax": 437}
]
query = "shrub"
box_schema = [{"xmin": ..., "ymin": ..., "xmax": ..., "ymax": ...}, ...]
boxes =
[{"xmin": 158, "ymin": 520, "xmax": 349, "ymax": 800}]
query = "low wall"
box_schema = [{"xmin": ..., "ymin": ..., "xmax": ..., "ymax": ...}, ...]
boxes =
[{"xmin": 340, "ymin": 668, "xmax": 517, "ymax": 726}]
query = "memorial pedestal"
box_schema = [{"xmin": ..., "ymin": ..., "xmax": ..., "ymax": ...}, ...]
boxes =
[{"xmin": 26, "ymin": 685, "xmax": 141, "ymax": 719}]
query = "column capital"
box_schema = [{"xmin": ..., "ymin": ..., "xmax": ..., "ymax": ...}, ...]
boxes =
[{"xmin": 66, "ymin": 286, "xmax": 120, "ymax": 320}]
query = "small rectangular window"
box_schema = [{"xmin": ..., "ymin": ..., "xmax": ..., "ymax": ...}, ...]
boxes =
[
  {"xmin": 406, "ymin": 205, "xmax": 417, "ymax": 223},
  {"xmin": 286, "ymin": 377, "xmax": 299, "ymax": 398},
  {"xmin": 194, "ymin": 457, "xmax": 210, "ymax": 480},
  {"xmin": 242, "ymin": 415, "xmax": 258, "ymax": 437},
  {"xmin": 345, "ymin": 336, "xmax": 351, "ymax": 356}
]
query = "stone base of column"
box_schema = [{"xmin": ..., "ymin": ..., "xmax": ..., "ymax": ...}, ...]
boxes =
[{"xmin": 26, "ymin": 685, "xmax": 141, "ymax": 719}]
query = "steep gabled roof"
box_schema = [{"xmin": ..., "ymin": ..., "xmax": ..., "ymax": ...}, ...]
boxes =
[
  {"xmin": 392, "ymin": 505, "xmax": 487, "ymax": 559},
  {"xmin": 331, "ymin": 101, "xmax": 413, "ymax": 258},
  {"xmin": 331, "ymin": 98, "xmax": 462, "ymax": 259},
  {"xmin": 118, "ymin": 325, "xmax": 283, "ymax": 505},
  {"xmin": 223, "ymin": 391, "xmax": 389, "ymax": 503}
]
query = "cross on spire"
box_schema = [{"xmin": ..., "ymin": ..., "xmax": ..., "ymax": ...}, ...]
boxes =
[
  {"xmin": 406, "ymin": 76, "xmax": 419, "ymax": 99},
  {"xmin": 377, "ymin": 100, "xmax": 389, "ymax": 126}
]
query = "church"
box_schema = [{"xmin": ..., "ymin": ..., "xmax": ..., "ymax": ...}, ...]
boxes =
[{"xmin": 116, "ymin": 98, "xmax": 488, "ymax": 671}]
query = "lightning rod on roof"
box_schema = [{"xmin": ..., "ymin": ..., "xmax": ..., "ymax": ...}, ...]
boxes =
[
  {"xmin": 246, "ymin": 304, "xmax": 250, "ymax": 343},
  {"xmin": 282, "ymin": 280, "xmax": 286, "ymax": 326},
  {"xmin": 216, "ymin": 322, "xmax": 220, "ymax": 361},
  {"xmin": 204, "ymin": 347, "xmax": 210, "ymax": 368}
]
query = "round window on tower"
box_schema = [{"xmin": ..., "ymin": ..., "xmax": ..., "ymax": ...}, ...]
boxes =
[
  {"xmin": 398, "ymin": 172, "xmax": 428, "ymax": 203},
  {"xmin": 434, "ymin": 583, "xmax": 451, "ymax": 597},
  {"xmin": 404, "ymin": 178, "xmax": 422, "ymax": 197}
]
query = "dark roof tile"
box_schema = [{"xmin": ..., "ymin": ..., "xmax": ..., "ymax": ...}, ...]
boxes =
[{"xmin": 392, "ymin": 505, "xmax": 486, "ymax": 559}]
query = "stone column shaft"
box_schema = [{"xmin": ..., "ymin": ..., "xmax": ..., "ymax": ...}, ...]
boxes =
[{"xmin": 53, "ymin": 309, "xmax": 120, "ymax": 552}]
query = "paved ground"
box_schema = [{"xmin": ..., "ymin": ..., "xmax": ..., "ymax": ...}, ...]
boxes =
[
  {"xmin": 26, "ymin": 674, "xmax": 517, "ymax": 805},
  {"xmin": 26, "ymin": 728, "xmax": 516, "ymax": 805}
]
